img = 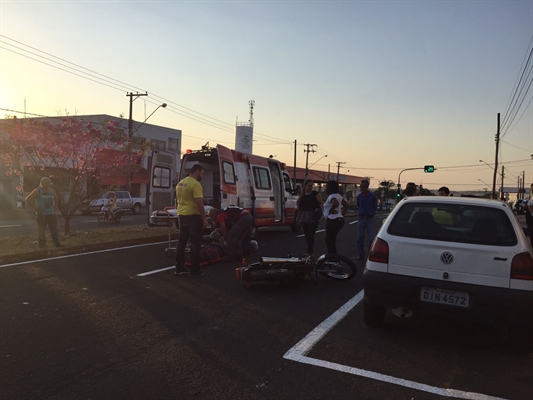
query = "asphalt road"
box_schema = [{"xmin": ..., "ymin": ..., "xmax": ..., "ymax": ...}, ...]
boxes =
[
  {"xmin": 0, "ymin": 209, "xmax": 150, "ymax": 237},
  {"xmin": 1, "ymin": 217, "xmax": 532, "ymax": 400}
]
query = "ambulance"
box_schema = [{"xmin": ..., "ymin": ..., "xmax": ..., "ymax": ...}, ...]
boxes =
[{"xmin": 147, "ymin": 144, "xmax": 300, "ymax": 236}]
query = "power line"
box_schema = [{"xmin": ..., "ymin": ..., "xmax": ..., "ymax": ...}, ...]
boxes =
[
  {"xmin": 500, "ymin": 34, "xmax": 533, "ymax": 138},
  {"xmin": 0, "ymin": 35, "xmax": 298, "ymax": 147}
]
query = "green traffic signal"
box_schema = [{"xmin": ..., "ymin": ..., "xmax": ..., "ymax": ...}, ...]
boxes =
[{"xmin": 424, "ymin": 165, "xmax": 435, "ymax": 173}]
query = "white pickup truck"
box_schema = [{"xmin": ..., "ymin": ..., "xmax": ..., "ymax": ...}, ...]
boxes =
[{"xmin": 80, "ymin": 191, "xmax": 146, "ymax": 215}]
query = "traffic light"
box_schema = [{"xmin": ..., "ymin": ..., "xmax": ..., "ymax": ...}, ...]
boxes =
[
  {"xmin": 424, "ymin": 165, "xmax": 435, "ymax": 173},
  {"xmin": 396, "ymin": 188, "xmax": 401, "ymax": 198}
]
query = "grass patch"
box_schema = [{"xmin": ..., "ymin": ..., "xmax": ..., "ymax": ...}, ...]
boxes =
[{"xmin": 0, "ymin": 225, "xmax": 176, "ymax": 257}]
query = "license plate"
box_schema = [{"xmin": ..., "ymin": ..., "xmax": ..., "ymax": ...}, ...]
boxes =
[{"xmin": 420, "ymin": 287, "xmax": 469, "ymax": 308}]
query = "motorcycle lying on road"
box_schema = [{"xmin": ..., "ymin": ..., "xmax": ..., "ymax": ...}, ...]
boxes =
[
  {"xmin": 97, "ymin": 205, "xmax": 124, "ymax": 223},
  {"xmin": 236, "ymin": 253, "xmax": 356, "ymax": 287}
]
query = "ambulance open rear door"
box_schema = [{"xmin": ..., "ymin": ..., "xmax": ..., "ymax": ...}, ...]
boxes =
[{"xmin": 147, "ymin": 150, "xmax": 177, "ymax": 226}]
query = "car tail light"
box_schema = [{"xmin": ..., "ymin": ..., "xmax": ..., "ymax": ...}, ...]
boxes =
[
  {"xmin": 511, "ymin": 252, "xmax": 533, "ymax": 280},
  {"xmin": 368, "ymin": 238, "xmax": 389, "ymax": 264}
]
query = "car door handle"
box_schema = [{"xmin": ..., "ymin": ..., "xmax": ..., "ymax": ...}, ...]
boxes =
[
  {"xmin": 493, "ymin": 257, "xmax": 508, "ymax": 261},
  {"xmin": 269, "ymin": 196, "xmax": 275, "ymax": 201}
]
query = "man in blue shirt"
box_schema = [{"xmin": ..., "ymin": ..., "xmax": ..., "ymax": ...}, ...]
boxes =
[
  {"xmin": 25, "ymin": 177, "xmax": 62, "ymax": 248},
  {"xmin": 356, "ymin": 179, "xmax": 377, "ymax": 260}
]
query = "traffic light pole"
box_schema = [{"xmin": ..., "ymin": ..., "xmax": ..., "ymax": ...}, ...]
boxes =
[{"xmin": 397, "ymin": 166, "xmax": 436, "ymax": 200}]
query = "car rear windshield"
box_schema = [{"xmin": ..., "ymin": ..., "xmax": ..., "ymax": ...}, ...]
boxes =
[{"xmin": 387, "ymin": 202, "xmax": 518, "ymax": 246}]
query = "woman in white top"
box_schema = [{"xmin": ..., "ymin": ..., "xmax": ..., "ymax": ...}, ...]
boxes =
[{"xmin": 323, "ymin": 180, "xmax": 348, "ymax": 254}]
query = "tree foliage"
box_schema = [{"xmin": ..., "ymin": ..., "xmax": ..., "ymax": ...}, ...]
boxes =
[
  {"xmin": 1, "ymin": 117, "xmax": 142, "ymax": 232},
  {"xmin": 373, "ymin": 180, "xmax": 398, "ymax": 200}
]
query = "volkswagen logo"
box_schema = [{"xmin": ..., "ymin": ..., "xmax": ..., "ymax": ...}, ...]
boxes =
[{"xmin": 440, "ymin": 252, "xmax": 454, "ymax": 264}]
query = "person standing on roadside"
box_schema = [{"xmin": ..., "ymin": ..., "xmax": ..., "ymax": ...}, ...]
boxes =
[
  {"xmin": 438, "ymin": 186, "xmax": 450, "ymax": 196},
  {"xmin": 296, "ymin": 179, "xmax": 324, "ymax": 257},
  {"xmin": 323, "ymin": 180, "xmax": 348, "ymax": 254},
  {"xmin": 403, "ymin": 182, "xmax": 418, "ymax": 197},
  {"xmin": 523, "ymin": 183, "xmax": 533, "ymax": 247},
  {"xmin": 25, "ymin": 177, "xmax": 62, "ymax": 248},
  {"xmin": 175, "ymin": 164, "xmax": 207, "ymax": 277},
  {"xmin": 356, "ymin": 179, "xmax": 377, "ymax": 260}
]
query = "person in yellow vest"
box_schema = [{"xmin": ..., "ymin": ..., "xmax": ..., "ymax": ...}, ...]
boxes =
[
  {"xmin": 175, "ymin": 164, "xmax": 207, "ymax": 277},
  {"xmin": 433, "ymin": 186, "xmax": 455, "ymax": 226}
]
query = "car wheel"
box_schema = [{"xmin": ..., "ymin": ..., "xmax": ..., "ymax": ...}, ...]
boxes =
[
  {"xmin": 506, "ymin": 324, "xmax": 533, "ymax": 354},
  {"xmin": 132, "ymin": 203, "xmax": 141, "ymax": 214},
  {"xmin": 363, "ymin": 300, "xmax": 386, "ymax": 328}
]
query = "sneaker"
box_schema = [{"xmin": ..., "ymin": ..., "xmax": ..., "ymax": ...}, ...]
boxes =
[
  {"xmin": 174, "ymin": 267, "xmax": 190, "ymax": 275},
  {"xmin": 189, "ymin": 271, "xmax": 205, "ymax": 277}
]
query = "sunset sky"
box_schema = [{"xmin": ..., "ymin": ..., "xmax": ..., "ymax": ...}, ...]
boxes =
[{"xmin": 1, "ymin": 0, "xmax": 532, "ymax": 192}]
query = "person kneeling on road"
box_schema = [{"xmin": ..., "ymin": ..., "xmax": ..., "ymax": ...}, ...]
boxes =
[{"xmin": 209, "ymin": 207, "xmax": 254, "ymax": 261}]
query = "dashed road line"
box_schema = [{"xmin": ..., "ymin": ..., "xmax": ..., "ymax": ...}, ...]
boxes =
[{"xmin": 283, "ymin": 290, "xmax": 507, "ymax": 400}]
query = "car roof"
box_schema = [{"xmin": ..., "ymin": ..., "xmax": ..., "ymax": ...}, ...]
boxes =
[{"xmin": 400, "ymin": 196, "xmax": 508, "ymax": 209}]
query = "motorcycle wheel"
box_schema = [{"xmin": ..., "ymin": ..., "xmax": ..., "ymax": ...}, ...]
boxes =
[
  {"xmin": 97, "ymin": 213, "xmax": 105, "ymax": 223},
  {"xmin": 316, "ymin": 254, "xmax": 356, "ymax": 280}
]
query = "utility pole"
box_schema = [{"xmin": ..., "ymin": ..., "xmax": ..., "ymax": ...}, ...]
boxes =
[
  {"xmin": 492, "ymin": 113, "xmax": 500, "ymax": 199},
  {"xmin": 336, "ymin": 161, "xmax": 346, "ymax": 181},
  {"xmin": 126, "ymin": 92, "xmax": 148, "ymax": 193},
  {"xmin": 304, "ymin": 143, "xmax": 317, "ymax": 179},
  {"xmin": 521, "ymin": 171, "xmax": 526, "ymax": 200},
  {"xmin": 293, "ymin": 140, "xmax": 297, "ymax": 189},
  {"xmin": 500, "ymin": 165, "xmax": 505, "ymax": 200},
  {"xmin": 127, "ymin": 92, "xmax": 148, "ymax": 138}
]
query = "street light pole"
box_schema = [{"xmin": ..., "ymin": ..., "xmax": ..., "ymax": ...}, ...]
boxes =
[
  {"xmin": 127, "ymin": 92, "xmax": 148, "ymax": 139},
  {"xmin": 479, "ymin": 159, "xmax": 503, "ymax": 200},
  {"xmin": 131, "ymin": 103, "xmax": 167, "ymax": 136},
  {"xmin": 308, "ymin": 154, "xmax": 327, "ymax": 170}
]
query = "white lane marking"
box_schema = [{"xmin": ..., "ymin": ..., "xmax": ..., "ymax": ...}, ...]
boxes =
[
  {"xmin": 283, "ymin": 290, "xmax": 507, "ymax": 400},
  {"xmin": 0, "ymin": 225, "xmax": 22, "ymax": 228},
  {"xmin": 137, "ymin": 266, "xmax": 174, "ymax": 276},
  {"xmin": 0, "ymin": 241, "xmax": 170, "ymax": 268},
  {"xmin": 296, "ymin": 228, "xmax": 326, "ymax": 238},
  {"xmin": 349, "ymin": 219, "xmax": 359, "ymax": 225}
]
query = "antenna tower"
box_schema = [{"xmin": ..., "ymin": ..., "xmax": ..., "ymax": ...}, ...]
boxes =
[{"xmin": 249, "ymin": 100, "xmax": 255, "ymax": 127}]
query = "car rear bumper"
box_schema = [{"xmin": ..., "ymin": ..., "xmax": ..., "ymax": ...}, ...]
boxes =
[{"xmin": 363, "ymin": 269, "xmax": 533, "ymax": 327}]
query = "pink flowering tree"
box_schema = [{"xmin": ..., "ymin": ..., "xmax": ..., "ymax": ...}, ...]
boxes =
[{"xmin": 1, "ymin": 117, "xmax": 144, "ymax": 233}]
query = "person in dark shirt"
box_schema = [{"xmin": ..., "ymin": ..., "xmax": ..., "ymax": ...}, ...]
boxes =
[
  {"xmin": 522, "ymin": 201, "xmax": 533, "ymax": 247},
  {"xmin": 356, "ymin": 179, "xmax": 378, "ymax": 260},
  {"xmin": 296, "ymin": 179, "xmax": 324, "ymax": 257},
  {"xmin": 209, "ymin": 207, "xmax": 254, "ymax": 261}
]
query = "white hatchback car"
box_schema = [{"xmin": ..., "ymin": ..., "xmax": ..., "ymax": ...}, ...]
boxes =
[{"xmin": 363, "ymin": 196, "xmax": 533, "ymax": 353}]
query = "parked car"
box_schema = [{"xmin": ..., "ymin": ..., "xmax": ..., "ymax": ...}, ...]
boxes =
[
  {"xmin": 80, "ymin": 191, "xmax": 145, "ymax": 215},
  {"xmin": 363, "ymin": 196, "xmax": 533, "ymax": 353}
]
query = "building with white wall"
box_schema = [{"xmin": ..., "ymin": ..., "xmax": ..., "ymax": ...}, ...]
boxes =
[{"xmin": 0, "ymin": 114, "xmax": 182, "ymax": 211}]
